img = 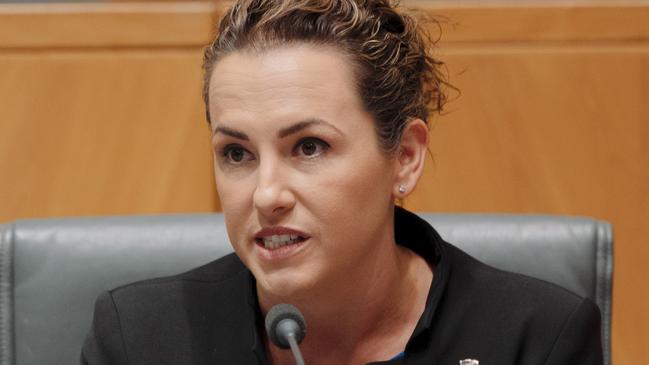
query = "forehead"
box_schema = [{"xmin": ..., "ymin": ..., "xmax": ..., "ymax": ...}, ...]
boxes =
[{"xmin": 207, "ymin": 44, "xmax": 365, "ymax": 125}]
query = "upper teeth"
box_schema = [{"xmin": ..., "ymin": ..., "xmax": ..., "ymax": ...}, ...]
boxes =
[{"xmin": 263, "ymin": 234, "xmax": 300, "ymax": 249}]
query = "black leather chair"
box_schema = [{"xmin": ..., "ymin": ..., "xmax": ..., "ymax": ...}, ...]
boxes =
[{"xmin": 0, "ymin": 213, "xmax": 613, "ymax": 365}]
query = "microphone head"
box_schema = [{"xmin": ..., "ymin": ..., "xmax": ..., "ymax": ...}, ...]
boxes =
[{"xmin": 264, "ymin": 303, "xmax": 306, "ymax": 349}]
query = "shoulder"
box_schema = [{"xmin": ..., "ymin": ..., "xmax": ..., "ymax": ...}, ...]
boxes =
[
  {"xmin": 433, "ymin": 242, "xmax": 603, "ymax": 364},
  {"xmin": 96, "ymin": 253, "xmax": 250, "ymax": 322},
  {"xmin": 105, "ymin": 252, "xmax": 247, "ymax": 300},
  {"xmin": 81, "ymin": 253, "xmax": 254, "ymax": 364},
  {"xmin": 89, "ymin": 251, "xmax": 249, "ymax": 313},
  {"xmin": 444, "ymin": 241, "xmax": 588, "ymax": 315}
]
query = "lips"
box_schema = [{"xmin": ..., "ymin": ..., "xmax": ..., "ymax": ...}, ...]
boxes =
[{"xmin": 254, "ymin": 227, "xmax": 310, "ymax": 251}]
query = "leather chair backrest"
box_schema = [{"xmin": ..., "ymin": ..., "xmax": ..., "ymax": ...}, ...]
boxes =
[{"xmin": 0, "ymin": 213, "xmax": 613, "ymax": 365}]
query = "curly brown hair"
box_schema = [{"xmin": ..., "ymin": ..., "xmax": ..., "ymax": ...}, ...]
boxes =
[{"xmin": 203, "ymin": 0, "xmax": 450, "ymax": 153}]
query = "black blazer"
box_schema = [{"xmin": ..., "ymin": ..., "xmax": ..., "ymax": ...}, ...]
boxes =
[{"xmin": 81, "ymin": 209, "xmax": 603, "ymax": 365}]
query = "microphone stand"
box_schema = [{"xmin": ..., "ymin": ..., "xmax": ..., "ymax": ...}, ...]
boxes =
[{"xmin": 286, "ymin": 332, "xmax": 305, "ymax": 365}]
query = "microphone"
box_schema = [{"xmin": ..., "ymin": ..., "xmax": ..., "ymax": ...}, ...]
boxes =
[{"xmin": 264, "ymin": 303, "xmax": 307, "ymax": 365}]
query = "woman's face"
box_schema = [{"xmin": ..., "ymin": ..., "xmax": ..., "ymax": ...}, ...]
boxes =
[{"xmin": 208, "ymin": 44, "xmax": 398, "ymax": 299}]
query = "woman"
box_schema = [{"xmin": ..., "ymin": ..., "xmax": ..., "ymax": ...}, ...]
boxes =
[{"xmin": 82, "ymin": 0, "xmax": 603, "ymax": 364}]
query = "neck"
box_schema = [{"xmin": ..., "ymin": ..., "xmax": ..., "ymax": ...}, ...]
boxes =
[{"xmin": 259, "ymin": 238, "xmax": 433, "ymax": 365}]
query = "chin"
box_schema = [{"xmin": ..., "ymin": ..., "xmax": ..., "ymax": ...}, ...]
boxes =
[{"xmin": 255, "ymin": 268, "xmax": 319, "ymax": 301}]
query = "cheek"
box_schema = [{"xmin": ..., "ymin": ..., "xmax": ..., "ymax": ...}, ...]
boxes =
[
  {"xmin": 325, "ymin": 154, "xmax": 393, "ymax": 202},
  {"xmin": 214, "ymin": 162, "xmax": 255, "ymax": 207},
  {"xmin": 214, "ymin": 173, "xmax": 254, "ymax": 245},
  {"xmin": 300, "ymin": 164, "xmax": 393, "ymax": 278},
  {"xmin": 299, "ymin": 151, "xmax": 395, "ymax": 235}
]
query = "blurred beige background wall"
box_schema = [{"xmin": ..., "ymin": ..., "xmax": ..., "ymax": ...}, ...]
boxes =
[{"xmin": 1, "ymin": 1, "xmax": 647, "ymax": 363}]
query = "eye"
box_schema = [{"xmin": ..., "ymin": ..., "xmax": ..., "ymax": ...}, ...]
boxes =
[
  {"xmin": 221, "ymin": 144, "xmax": 254, "ymax": 164},
  {"xmin": 294, "ymin": 137, "xmax": 329, "ymax": 158}
]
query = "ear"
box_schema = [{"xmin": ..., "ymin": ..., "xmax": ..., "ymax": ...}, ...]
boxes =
[{"xmin": 393, "ymin": 118, "xmax": 428, "ymax": 198}]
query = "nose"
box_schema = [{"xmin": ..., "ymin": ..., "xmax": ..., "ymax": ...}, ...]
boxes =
[{"xmin": 253, "ymin": 158, "xmax": 296, "ymax": 219}]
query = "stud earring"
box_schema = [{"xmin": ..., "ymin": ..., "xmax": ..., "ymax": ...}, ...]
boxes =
[{"xmin": 398, "ymin": 184, "xmax": 406, "ymax": 194}]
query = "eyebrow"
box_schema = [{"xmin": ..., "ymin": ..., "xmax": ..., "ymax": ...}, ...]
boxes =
[
  {"xmin": 212, "ymin": 118, "xmax": 343, "ymax": 140},
  {"xmin": 212, "ymin": 125, "xmax": 249, "ymax": 141},
  {"xmin": 277, "ymin": 118, "xmax": 343, "ymax": 138}
]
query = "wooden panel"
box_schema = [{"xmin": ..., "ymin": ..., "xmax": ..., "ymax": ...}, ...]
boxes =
[
  {"xmin": 0, "ymin": 2, "xmax": 217, "ymax": 48},
  {"xmin": 0, "ymin": 2, "xmax": 221, "ymax": 220},
  {"xmin": 0, "ymin": 49, "xmax": 219, "ymax": 220},
  {"xmin": 408, "ymin": 48, "xmax": 648, "ymax": 214},
  {"xmin": 414, "ymin": 0, "xmax": 649, "ymax": 42}
]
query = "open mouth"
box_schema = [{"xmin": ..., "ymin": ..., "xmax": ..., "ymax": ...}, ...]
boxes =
[{"xmin": 255, "ymin": 234, "xmax": 308, "ymax": 250}]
